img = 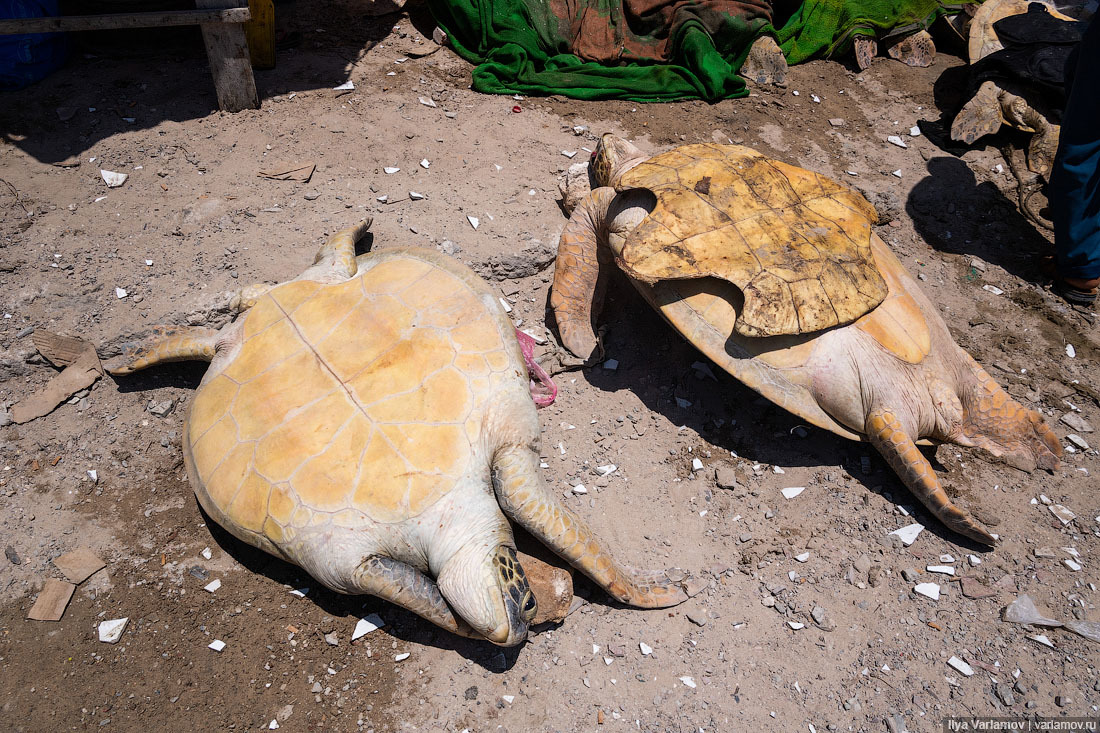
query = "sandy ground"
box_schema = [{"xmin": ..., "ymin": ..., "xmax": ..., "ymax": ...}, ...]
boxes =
[{"xmin": 1, "ymin": 3, "xmax": 1098, "ymax": 731}]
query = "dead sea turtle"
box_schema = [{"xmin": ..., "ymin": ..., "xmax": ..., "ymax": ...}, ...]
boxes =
[
  {"xmin": 551, "ymin": 135, "xmax": 1062, "ymax": 545},
  {"xmin": 106, "ymin": 221, "xmax": 690, "ymax": 645},
  {"xmin": 951, "ymin": 0, "xmax": 1078, "ymax": 178}
]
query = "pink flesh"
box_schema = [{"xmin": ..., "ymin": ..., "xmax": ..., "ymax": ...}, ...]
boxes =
[{"xmin": 514, "ymin": 329, "xmax": 557, "ymax": 407}]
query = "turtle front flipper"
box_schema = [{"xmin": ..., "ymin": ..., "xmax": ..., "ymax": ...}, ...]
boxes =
[
  {"xmin": 300, "ymin": 219, "xmax": 373, "ymax": 282},
  {"xmin": 103, "ymin": 325, "xmax": 221, "ymax": 375},
  {"xmin": 886, "ymin": 30, "xmax": 935, "ymax": 67},
  {"xmin": 347, "ymin": 555, "xmax": 479, "ymax": 639},
  {"xmin": 492, "ymin": 444, "xmax": 692, "ymax": 608},
  {"xmin": 550, "ymin": 187, "xmax": 617, "ymax": 361},
  {"xmin": 853, "ymin": 36, "xmax": 878, "ymax": 70},
  {"xmin": 866, "ymin": 408, "xmax": 997, "ymax": 545},
  {"xmin": 951, "ymin": 80, "xmax": 1005, "ymax": 144}
]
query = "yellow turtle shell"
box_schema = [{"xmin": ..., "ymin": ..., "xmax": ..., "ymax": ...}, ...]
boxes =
[
  {"xmin": 616, "ymin": 143, "xmax": 889, "ymax": 338},
  {"xmin": 183, "ymin": 249, "xmax": 523, "ymax": 557}
]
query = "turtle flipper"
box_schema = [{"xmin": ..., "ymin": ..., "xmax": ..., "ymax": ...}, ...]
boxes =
[
  {"xmin": 348, "ymin": 555, "xmax": 478, "ymax": 638},
  {"xmin": 301, "ymin": 219, "xmax": 373, "ymax": 282},
  {"xmin": 492, "ymin": 444, "xmax": 691, "ymax": 608},
  {"xmin": 229, "ymin": 283, "xmax": 275, "ymax": 313},
  {"xmin": 741, "ymin": 35, "xmax": 788, "ymax": 85},
  {"xmin": 866, "ymin": 408, "xmax": 997, "ymax": 545},
  {"xmin": 550, "ymin": 188, "xmax": 617, "ymax": 361},
  {"xmin": 104, "ymin": 326, "xmax": 220, "ymax": 375},
  {"xmin": 887, "ymin": 30, "xmax": 935, "ymax": 67},
  {"xmin": 957, "ymin": 354, "xmax": 1062, "ymax": 472},
  {"xmin": 853, "ymin": 36, "xmax": 878, "ymax": 70},
  {"xmin": 951, "ymin": 81, "xmax": 1005, "ymax": 144}
]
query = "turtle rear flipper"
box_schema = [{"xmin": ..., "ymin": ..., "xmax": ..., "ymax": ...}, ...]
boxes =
[
  {"xmin": 104, "ymin": 326, "xmax": 221, "ymax": 375},
  {"xmin": 951, "ymin": 80, "xmax": 1005, "ymax": 144},
  {"xmin": 741, "ymin": 35, "xmax": 788, "ymax": 86},
  {"xmin": 853, "ymin": 36, "xmax": 878, "ymax": 70},
  {"xmin": 887, "ymin": 29, "xmax": 935, "ymax": 67}
]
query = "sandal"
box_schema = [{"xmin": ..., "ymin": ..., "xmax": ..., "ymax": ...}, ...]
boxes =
[{"xmin": 1052, "ymin": 278, "xmax": 1099, "ymax": 305}]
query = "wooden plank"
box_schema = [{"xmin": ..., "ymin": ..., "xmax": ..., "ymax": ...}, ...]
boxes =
[
  {"xmin": 197, "ymin": 0, "xmax": 259, "ymax": 112},
  {"xmin": 244, "ymin": 0, "xmax": 275, "ymax": 70},
  {"xmin": 0, "ymin": 8, "xmax": 251, "ymax": 35}
]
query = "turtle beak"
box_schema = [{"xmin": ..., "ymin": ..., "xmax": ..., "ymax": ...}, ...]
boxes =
[{"xmin": 485, "ymin": 546, "xmax": 537, "ymax": 646}]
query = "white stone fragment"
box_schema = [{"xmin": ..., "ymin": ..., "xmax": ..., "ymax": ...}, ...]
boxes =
[
  {"xmin": 887, "ymin": 136, "xmax": 907, "ymax": 148},
  {"xmin": 572, "ymin": 483, "xmax": 588, "ymax": 495},
  {"xmin": 890, "ymin": 523, "xmax": 925, "ymax": 546},
  {"xmin": 947, "ymin": 656, "xmax": 974, "ymax": 677},
  {"xmin": 204, "ymin": 579, "xmax": 221, "ymax": 592},
  {"xmin": 1029, "ymin": 634, "xmax": 1055, "ymax": 648},
  {"xmin": 939, "ymin": 554, "xmax": 955, "ymax": 563},
  {"xmin": 98, "ymin": 618, "xmax": 128, "ymax": 644},
  {"xmin": 639, "ymin": 642, "xmax": 653, "ymax": 655},
  {"xmin": 679, "ymin": 676, "xmax": 696, "ymax": 688},
  {"xmin": 333, "ymin": 81, "xmax": 354, "ymax": 90},
  {"xmin": 269, "ymin": 720, "xmax": 279, "ymax": 730},
  {"xmin": 394, "ymin": 652, "xmax": 410, "ymax": 661},
  {"xmin": 913, "ymin": 583, "xmax": 941, "ymax": 600},
  {"xmin": 596, "ymin": 464, "xmax": 617, "ymax": 476},
  {"xmin": 467, "ymin": 215, "xmax": 479, "ymax": 229},
  {"xmin": 892, "ymin": 169, "xmax": 903, "ymax": 178},
  {"xmin": 781, "ymin": 487, "xmax": 805, "ymax": 500},
  {"xmin": 1049, "ymin": 504, "xmax": 1076, "ymax": 525},
  {"xmin": 201, "ymin": 547, "xmax": 212, "ymax": 560},
  {"xmin": 1066, "ymin": 434, "xmax": 1090, "ymax": 451},
  {"xmin": 418, "ymin": 96, "xmax": 437, "ymax": 107},
  {"xmin": 521, "ymin": 329, "xmax": 547, "ymax": 344},
  {"xmin": 289, "ymin": 587, "xmax": 309, "ymax": 598},
  {"xmin": 691, "ymin": 458, "xmax": 704, "ymax": 472},
  {"xmin": 968, "ymin": 555, "xmax": 981, "ymax": 566},
  {"xmin": 772, "ymin": 466, "xmax": 785, "ymax": 474},
  {"xmin": 208, "ymin": 639, "xmax": 226, "ymax": 652},
  {"xmin": 502, "ymin": 695, "xmax": 514, "ymax": 704},
  {"xmin": 352, "ymin": 613, "xmax": 385, "ymax": 640},
  {"xmin": 982, "ymin": 285, "xmax": 1004, "ymax": 295},
  {"xmin": 1066, "ymin": 344, "xmax": 1076, "ymax": 358},
  {"xmin": 927, "ymin": 565, "xmax": 955, "ymax": 576},
  {"xmin": 115, "ymin": 287, "xmax": 128, "ymax": 299},
  {"xmin": 1064, "ymin": 559, "xmax": 1082, "ymax": 572},
  {"xmin": 408, "ymin": 191, "xmax": 425, "ymax": 200},
  {"xmin": 787, "ymin": 621, "xmax": 805, "ymax": 631},
  {"xmin": 383, "ymin": 167, "xmax": 400, "ymax": 174},
  {"xmin": 87, "ymin": 470, "xmax": 98, "ymax": 483},
  {"xmin": 498, "ymin": 297, "xmax": 512, "ymax": 313},
  {"xmin": 145, "ymin": 259, "xmax": 153, "ymax": 266},
  {"xmin": 561, "ymin": 150, "xmax": 577, "ymax": 158},
  {"xmin": 100, "ymin": 170, "xmax": 128, "ymax": 187},
  {"xmin": 909, "ymin": 126, "xmax": 921, "ymax": 137},
  {"xmin": 419, "ymin": 159, "xmax": 430, "ymax": 170},
  {"xmin": 795, "ymin": 552, "xmax": 810, "ymax": 563}
]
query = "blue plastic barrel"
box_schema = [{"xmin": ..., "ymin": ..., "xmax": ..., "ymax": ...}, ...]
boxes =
[{"xmin": 0, "ymin": 0, "xmax": 70, "ymax": 90}]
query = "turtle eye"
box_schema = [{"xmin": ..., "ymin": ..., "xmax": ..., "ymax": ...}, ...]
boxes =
[{"xmin": 520, "ymin": 591, "xmax": 537, "ymax": 622}]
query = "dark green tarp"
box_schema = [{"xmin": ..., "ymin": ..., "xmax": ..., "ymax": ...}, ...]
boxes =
[{"xmin": 427, "ymin": 0, "xmax": 968, "ymax": 102}]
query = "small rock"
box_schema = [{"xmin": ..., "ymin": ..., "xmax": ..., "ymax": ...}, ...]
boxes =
[
  {"xmin": 98, "ymin": 618, "xmax": 128, "ymax": 644},
  {"xmin": 639, "ymin": 642, "xmax": 653, "ymax": 655},
  {"xmin": 1066, "ymin": 434, "xmax": 1090, "ymax": 451},
  {"xmin": 828, "ymin": 118, "xmax": 845, "ymax": 127},
  {"xmin": 208, "ymin": 639, "xmax": 226, "ymax": 652},
  {"xmin": 324, "ymin": 632, "xmax": 339, "ymax": 646},
  {"xmin": 913, "ymin": 583, "xmax": 940, "ymax": 600},
  {"xmin": 889, "ymin": 523, "xmax": 924, "ymax": 546},
  {"xmin": 1060, "ymin": 413, "xmax": 1093, "ymax": 433},
  {"xmin": 1049, "ymin": 504, "xmax": 1075, "ymax": 525},
  {"xmin": 795, "ymin": 552, "xmax": 809, "ymax": 563},
  {"xmin": 947, "ymin": 656, "xmax": 974, "ymax": 677},
  {"xmin": 148, "ymin": 399, "xmax": 175, "ymax": 417},
  {"xmin": 5, "ymin": 546, "xmax": 21, "ymax": 564},
  {"xmin": 303, "ymin": 191, "xmax": 320, "ymax": 201},
  {"xmin": 685, "ymin": 611, "xmax": 706, "ymax": 627},
  {"xmin": 854, "ymin": 555, "xmax": 871, "ymax": 574},
  {"xmin": 994, "ymin": 683, "xmax": 1015, "ymax": 706},
  {"xmin": 900, "ymin": 569, "xmax": 918, "ymax": 582},
  {"xmin": 691, "ymin": 458, "xmax": 704, "ymax": 472},
  {"xmin": 1055, "ymin": 695, "xmax": 1071, "ymax": 707},
  {"xmin": 781, "ymin": 486, "xmax": 805, "ymax": 499},
  {"xmin": 959, "ymin": 577, "xmax": 996, "ymax": 599},
  {"xmin": 464, "ymin": 686, "xmax": 478, "ymax": 700},
  {"xmin": 887, "ymin": 135, "xmax": 907, "ymax": 148}
]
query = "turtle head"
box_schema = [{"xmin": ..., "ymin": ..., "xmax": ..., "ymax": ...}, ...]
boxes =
[
  {"xmin": 593, "ymin": 133, "xmax": 645, "ymax": 187},
  {"xmin": 438, "ymin": 544, "xmax": 537, "ymax": 646}
]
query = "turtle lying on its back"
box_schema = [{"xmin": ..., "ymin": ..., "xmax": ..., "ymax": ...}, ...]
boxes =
[
  {"xmin": 552, "ymin": 135, "xmax": 1062, "ymax": 545},
  {"xmin": 107, "ymin": 221, "xmax": 691, "ymax": 645}
]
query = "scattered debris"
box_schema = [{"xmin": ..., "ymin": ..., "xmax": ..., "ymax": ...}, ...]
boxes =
[
  {"xmin": 52, "ymin": 548, "xmax": 106, "ymax": 583},
  {"xmin": 679, "ymin": 676, "xmax": 696, "ymax": 689},
  {"xmin": 639, "ymin": 642, "xmax": 652, "ymax": 655},
  {"xmin": 889, "ymin": 523, "xmax": 924, "ymax": 546},
  {"xmin": 781, "ymin": 487, "xmax": 805, "ymax": 499},
  {"xmin": 204, "ymin": 579, "xmax": 222, "ymax": 592},
  {"xmin": 98, "ymin": 618, "xmax": 128, "ymax": 644},
  {"xmin": 467, "ymin": 215, "xmax": 479, "ymax": 229},
  {"xmin": 208, "ymin": 639, "xmax": 226, "ymax": 652},
  {"xmin": 886, "ymin": 136, "xmax": 907, "ymax": 148},
  {"xmin": 913, "ymin": 583, "xmax": 940, "ymax": 600},
  {"xmin": 10, "ymin": 331, "xmax": 103, "ymax": 424},
  {"xmin": 1048, "ymin": 505, "xmax": 1075, "ymax": 525},
  {"xmin": 257, "ymin": 162, "xmax": 315, "ymax": 182},
  {"xmin": 947, "ymin": 656, "xmax": 974, "ymax": 677},
  {"xmin": 353, "ymin": 613, "xmax": 385, "ymax": 641},
  {"xmin": 332, "ymin": 81, "xmax": 355, "ymax": 91},
  {"xmin": 394, "ymin": 652, "xmax": 410, "ymax": 661},
  {"xmin": 27, "ymin": 579, "xmax": 76, "ymax": 621},
  {"xmin": 100, "ymin": 170, "xmax": 128, "ymax": 187},
  {"xmin": 1002, "ymin": 594, "xmax": 1061, "ymax": 627}
]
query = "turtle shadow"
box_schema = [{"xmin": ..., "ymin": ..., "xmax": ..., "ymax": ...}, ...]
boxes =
[
  {"xmin": 544, "ymin": 275, "xmax": 1005, "ymax": 552},
  {"xmin": 106, "ymin": 360, "xmax": 207, "ymax": 393},
  {"xmin": 906, "ymin": 156, "xmax": 1051, "ymax": 283},
  {"xmin": 197, "ymin": 503, "xmax": 599, "ymax": 668}
]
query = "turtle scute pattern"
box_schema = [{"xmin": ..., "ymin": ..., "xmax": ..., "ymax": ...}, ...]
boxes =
[
  {"xmin": 186, "ymin": 255, "xmax": 516, "ymax": 551},
  {"xmin": 616, "ymin": 143, "xmax": 889, "ymax": 337}
]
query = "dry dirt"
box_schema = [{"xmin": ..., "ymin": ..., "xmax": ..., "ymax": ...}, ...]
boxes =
[{"xmin": 1, "ymin": 3, "xmax": 1098, "ymax": 732}]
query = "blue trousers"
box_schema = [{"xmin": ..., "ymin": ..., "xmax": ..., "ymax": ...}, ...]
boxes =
[{"xmin": 1050, "ymin": 15, "xmax": 1100, "ymax": 281}]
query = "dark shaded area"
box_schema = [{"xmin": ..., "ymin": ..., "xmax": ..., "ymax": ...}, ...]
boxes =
[
  {"xmin": 907, "ymin": 156, "xmax": 1050, "ymax": 282},
  {"xmin": 0, "ymin": 0, "xmax": 405, "ymax": 164}
]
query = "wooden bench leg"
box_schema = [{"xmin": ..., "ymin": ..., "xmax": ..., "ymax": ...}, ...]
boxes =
[
  {"xmin": 197, "ymin": 0, "xmax": 259, "ymax": 112},
  {"xmin": 245, "ymin": 0, "xmax": 275, "ymax": 70}
]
